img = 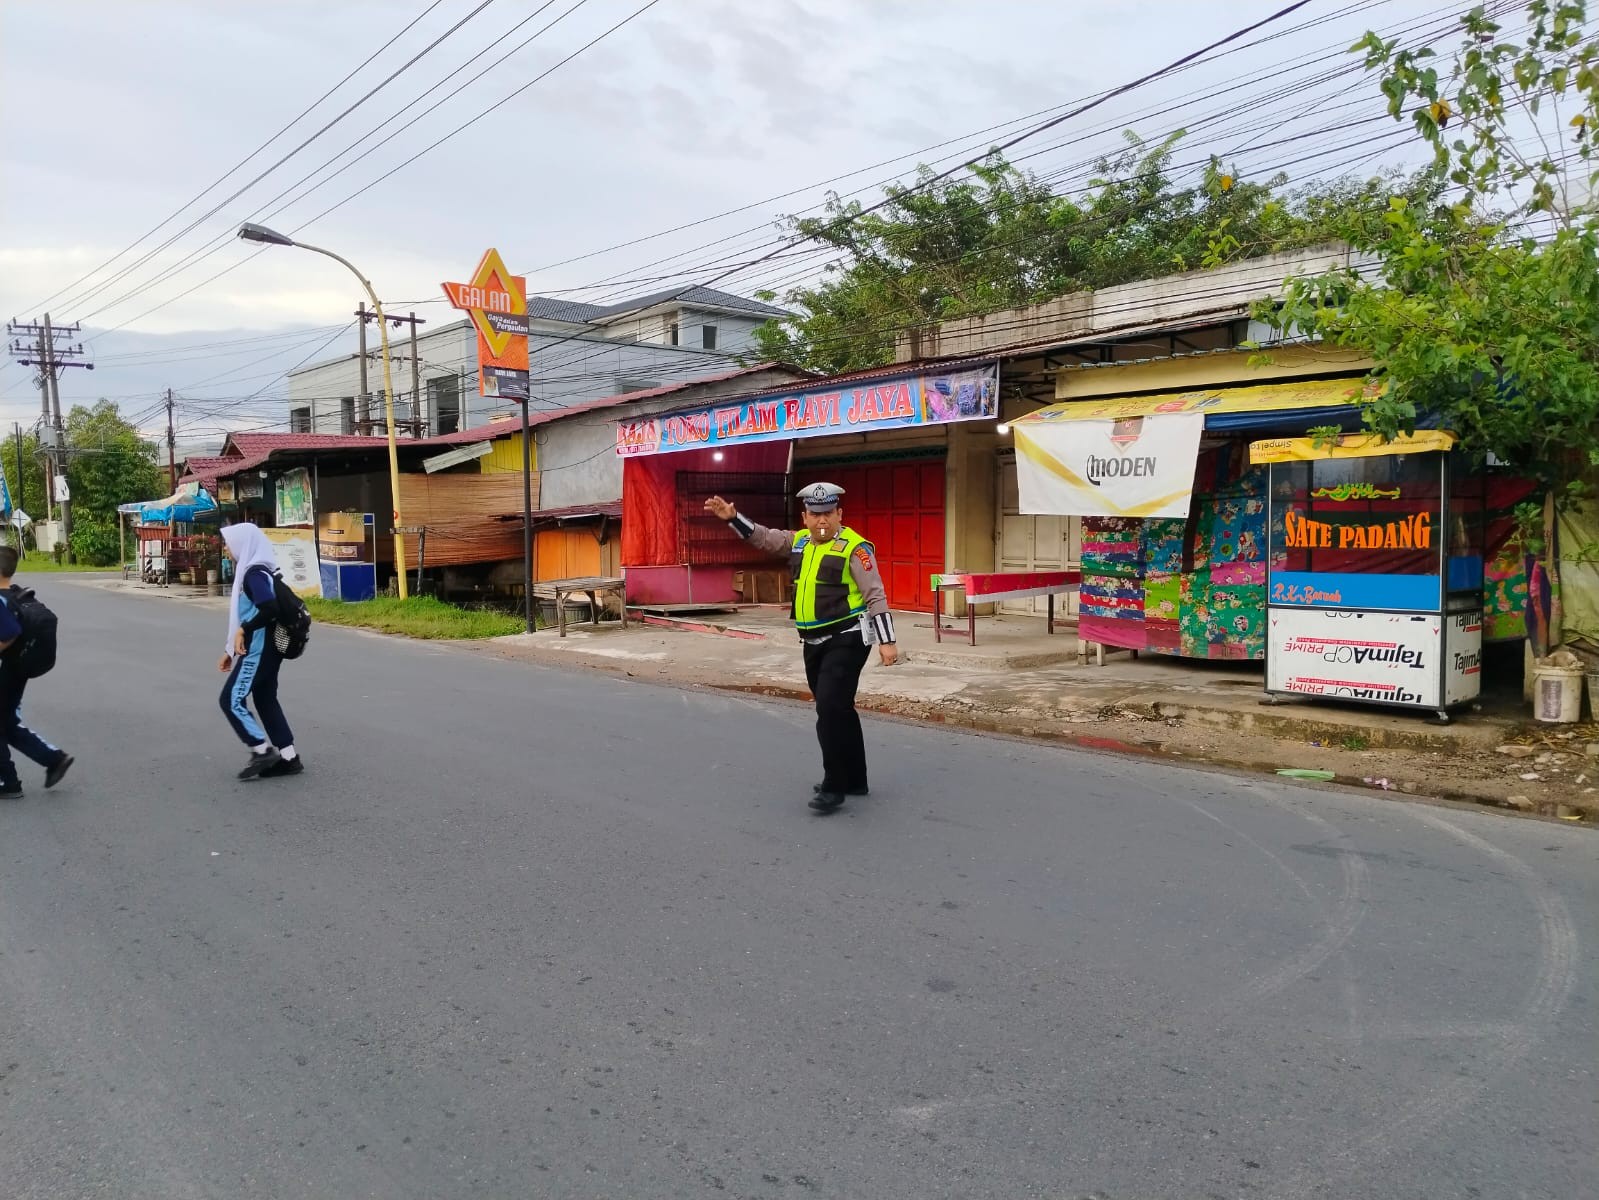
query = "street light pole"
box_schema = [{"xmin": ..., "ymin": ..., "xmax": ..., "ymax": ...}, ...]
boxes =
[{"xmin": 238, "ymin": 224, "xmax": 408, "ymax": 598}]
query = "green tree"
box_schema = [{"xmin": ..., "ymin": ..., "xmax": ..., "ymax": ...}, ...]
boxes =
[
  {"xmin": 1260, "ymin": 0, "xmax": 1599, "ymax": 647},
  {"xmin": 64, "ymin": 400, "xmax": 164, "ymax": 565},
  {"xmin": 1, "ymin": 430, "xmax": 48, "ymax": 524},
  {"xmin": 751, "ymin": 136, "xmax": 1442, "ymax": 373}
]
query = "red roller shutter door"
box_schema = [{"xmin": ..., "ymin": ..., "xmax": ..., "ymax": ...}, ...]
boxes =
[{"xmin": 820, "ymin": 460, "xmax": 945, "ymax": 611}]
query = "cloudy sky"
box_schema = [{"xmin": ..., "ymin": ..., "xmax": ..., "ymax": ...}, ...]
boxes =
[{"xmin": 0, "ymin": 0, "xmax": 1460, "ymax": 447}]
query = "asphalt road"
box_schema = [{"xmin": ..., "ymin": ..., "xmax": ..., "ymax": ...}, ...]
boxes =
[{"xmin": 2, "ymin": 578, "xmax": 1594, "ymax": 1200}]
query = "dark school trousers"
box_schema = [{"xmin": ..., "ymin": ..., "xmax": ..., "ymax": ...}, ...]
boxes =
[
  {"xmin": 220, "ymin": 640, "xmax": 294, "ymax": 750},
  {"xmin": 0, "ymin": 675, "xmax": 63, "ymax": 788},
  {"xmin": 802, "ymin": 627, "xmax": 872, "ymax": 792}
]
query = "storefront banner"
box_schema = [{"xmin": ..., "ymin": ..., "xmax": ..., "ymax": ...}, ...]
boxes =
[
  {"xmin": 1269, "ymin": 570, "xmax": 1441, "ymax": 611},
  {"xmin": 614, "ymin": 364, "xmax": 999, "ymax": 457},
  {"xmin": 1267, "ymin": 608, "xmax": 1440, "ymax": 707},
  {"xmin": 261, "ymin": 527, "xmax": 323, "ymax": 598},
  {"xmin": 1041, "ymin": 375, "xmax": 1378, "ymax": 418},
  {"xmin": 275, "ymin": 467, "xmax": 314, "ymax": 527},
  {"xmin": 1250, "ymin": 429, "xmax": 1456, "ymax": 464},
  {"xmin": 1013, "ymin": 411, "xmax": 1204, "ymax": 519}
]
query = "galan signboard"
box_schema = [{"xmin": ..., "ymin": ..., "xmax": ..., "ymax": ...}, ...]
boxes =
[{"xmin": 443, "ymin": 248, "xmax": 530, "ymax": 400}]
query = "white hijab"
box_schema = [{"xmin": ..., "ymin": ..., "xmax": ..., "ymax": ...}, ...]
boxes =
[{"xmin": 222, "ymin": 523, "xmax": 280, "ymax": 653}]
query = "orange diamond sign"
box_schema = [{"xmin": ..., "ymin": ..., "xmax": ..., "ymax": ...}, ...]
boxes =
[{"xmin": 443, "ymin": 248, "xmax": 530, "ymax": 398}]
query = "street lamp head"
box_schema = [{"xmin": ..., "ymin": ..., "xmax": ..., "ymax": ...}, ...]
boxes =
[{"xmin": 237, "ymin": 222, "xmax": 295, "ymax": 247}]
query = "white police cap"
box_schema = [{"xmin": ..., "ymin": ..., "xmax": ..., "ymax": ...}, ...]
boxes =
[{"xmin": 798, "ymin": 481, "xmax": 844, "ymax": 512}]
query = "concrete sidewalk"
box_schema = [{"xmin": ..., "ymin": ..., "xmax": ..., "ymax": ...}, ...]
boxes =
[{"xmin": 489, "ymin": 605, "xmax": 1598, "ymax": 821}]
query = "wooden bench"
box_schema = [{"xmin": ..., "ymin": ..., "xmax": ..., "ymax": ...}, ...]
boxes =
[{"xmin": 535, "ymin": 576, "xmax": 628, "ymax": 638}]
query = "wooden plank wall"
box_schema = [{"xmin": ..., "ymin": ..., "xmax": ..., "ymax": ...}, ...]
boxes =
[{"xmin": 395, "ymin": 472, "xmax": 542, "ymax": 567}]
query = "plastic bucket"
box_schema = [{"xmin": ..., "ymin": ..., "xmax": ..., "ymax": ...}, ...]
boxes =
[{"xmin": 1531, "ymin": 665, "xmax": 1584, "ymax": 723}]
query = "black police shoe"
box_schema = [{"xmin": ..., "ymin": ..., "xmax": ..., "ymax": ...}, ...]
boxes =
[
  {"xmin": 809, "ymin": 790, "xmax": 848, "ymax": 813},
  {"xmin": 812, "ymin": 782, "xmax": 868, "ymax": 796},
  {"xmin": 238, "ymin": 749, "xmax": 282, "ymax": 780}
]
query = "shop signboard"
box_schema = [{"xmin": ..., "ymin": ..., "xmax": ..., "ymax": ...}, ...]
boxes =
[
  {"xmin": 260, "ymin": 527, "xmax": 323, "ymax": 598},
  {"xmin": 1266, "ymin": 608, "xmax": 1441, "ymax": 708},
  {"xmin": 443, "ymin": 248, "xmax": 529, "ymax": 400},
  {"xmin": 1012, "ymin": 411, "xmax": 1206, "ymax": 519},
  {"xmin": 274, "ymin": 466, "xmax": 314, "ymax": 527},
  {"xmin": 614, "ymin": 364, "xmax": 1000, "ymax": 457}
]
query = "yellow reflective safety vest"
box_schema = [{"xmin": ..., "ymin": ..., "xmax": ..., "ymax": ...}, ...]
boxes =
[{"xmin": 791, "ymin": 527, "xmax": 870, "ymax": 632}]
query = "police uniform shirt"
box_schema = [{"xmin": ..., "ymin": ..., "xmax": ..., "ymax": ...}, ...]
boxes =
[{"xmin": 727, "ymin": 512, "xmax": 897, "ymax": 646}]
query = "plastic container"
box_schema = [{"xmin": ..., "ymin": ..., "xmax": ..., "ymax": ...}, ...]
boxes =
[
  {"xmin": 1531, "ymin": 665, "xmax": 1585, "ymax": 723},
  {"xmin": 1588, "ymin": 672, "xmax": 1599, "ymax": 722}
]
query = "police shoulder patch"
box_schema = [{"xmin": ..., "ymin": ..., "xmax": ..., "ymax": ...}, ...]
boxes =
[{"xmin": 853, "ymin": 546, "xmax": 876, "ymax": 573}]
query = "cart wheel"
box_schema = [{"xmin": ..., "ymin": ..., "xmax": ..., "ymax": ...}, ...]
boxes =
[{"xmin": 1432, "ymin": 710, "xmax": 1453, "ymax": 726}]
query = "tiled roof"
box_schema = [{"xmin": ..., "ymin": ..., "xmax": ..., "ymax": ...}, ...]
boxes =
[
  {"xmin": 588, "ymin": 286, "xmax": 789, "ymax": 321},
  {"xmin": 526, "ymin": 295, "xmax": 610, "ymax": 323}
]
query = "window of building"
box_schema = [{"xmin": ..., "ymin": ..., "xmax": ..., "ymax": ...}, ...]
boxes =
[
  {"xmin": 701, "ymin": 324, "xmax": 718, "ymax": 350},
  {"xmin": 289, "ymin": 407, "xmax": 312, "ymax": 433},
  {"xmin": 339, "ymin": 396, "xmax": 355, "ymax": 435},
  {"xmin": 668, "ymin": 321, "xmax": 679, "ymax": 346},
  {"xmin": 429, "ymin": 376, "xmax": 461, "ymax": 435}
]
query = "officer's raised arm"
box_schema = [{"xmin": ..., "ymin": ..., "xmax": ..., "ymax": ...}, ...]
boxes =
[{"xmin": 703, "ymin": 495, "xmax": 793, "ymax": 557}]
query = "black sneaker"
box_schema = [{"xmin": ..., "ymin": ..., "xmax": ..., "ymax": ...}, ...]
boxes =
[
  {"xmin": 238, "ymin": 749, "xmax": 281, "ymax": 780},
  {"xmin": 45, "ymin": 754, "xmax": 74, "ymax": 789},
  {"xmin": 258, "ymin": 756, "xmax": 304, "ymax": 778},
  {"xmin": 0, "ymin": 782, "xmax": 22, "ymax": 799}
]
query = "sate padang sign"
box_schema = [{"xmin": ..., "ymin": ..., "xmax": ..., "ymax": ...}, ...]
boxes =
[
  {"xmin": 614, "ymin": 363, "xmax": 1000, "ymax": 457},
  {"xmin": 443, "ymin": 248, "xmax": 529, "ymax": 401}
]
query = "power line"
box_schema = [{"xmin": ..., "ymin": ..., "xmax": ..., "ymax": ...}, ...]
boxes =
[
  {"xmin": 59, "ymin": 0, "xmax": 502, "ymax": 322},
  {"xmin": 26, "ymin": 0, "xmax": 451, "ymax": 317}
]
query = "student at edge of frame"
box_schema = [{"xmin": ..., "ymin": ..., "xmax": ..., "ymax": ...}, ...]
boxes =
[
  {"xmin": 0, "ymin": 545, "xmax": 73, "ymax": 797},
  {"xmin": 703, "ymin": 482, "xmax": 898, "ymax": 814}
]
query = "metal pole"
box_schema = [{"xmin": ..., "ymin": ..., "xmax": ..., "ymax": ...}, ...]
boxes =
[
  {"xmin": 357, "ymin": 301, "xmax": 369, "ymax": 436},
  {"xmin": 520, "ymin": 398, "xmax": 534, "ymax": 634},
  {"xmin": 292, "ymin": 241, "xmax": 408, "ymax": 598},
  {"xmin": 14, "ymin": 423, "xmax": 24, "ymax": 514},
  {"xmin": 410, "ymin": 313, "xmax": 422, "ymax": 438}
]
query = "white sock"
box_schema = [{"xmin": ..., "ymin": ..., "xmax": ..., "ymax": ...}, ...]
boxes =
[
  {"xmin": 279, "ymin": 745, "xmax": 298, "ymax": 761},
  {"xmin": 252, "ymin": 743, "xmax": 271, "ymax": 754}
]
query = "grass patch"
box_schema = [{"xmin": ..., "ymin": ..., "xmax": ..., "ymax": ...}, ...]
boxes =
[
  {"xmin": 15, "ymin": 558, "xmax": 119, "ymax": 574},
  {"xmin": 305, "ymin": 596, "xmax": 527, "ymax": 640}
]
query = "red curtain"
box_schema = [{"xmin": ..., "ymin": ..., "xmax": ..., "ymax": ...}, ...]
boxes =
[{"xmin": 621, "ymin": 443, "xmax": 790, "ymax": 566}]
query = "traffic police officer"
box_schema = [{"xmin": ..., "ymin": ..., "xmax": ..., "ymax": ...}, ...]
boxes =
[{"xmin": 704, "ymin": 482, "xmax": 898, "ymax": 813}]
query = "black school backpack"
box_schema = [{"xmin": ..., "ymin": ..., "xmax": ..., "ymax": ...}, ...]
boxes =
[
  {"xmin": 5, "ymin": 585, "xmax": 58, "ymax": 679},
  {"xmin": 250, "ymin": 566, "xmax": 312, "ymax": 660}
]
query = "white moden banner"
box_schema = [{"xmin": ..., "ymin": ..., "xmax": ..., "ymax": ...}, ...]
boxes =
[{"xmin": 1013, "ymin": 411, "xmax": 1205, "ymax": 519}]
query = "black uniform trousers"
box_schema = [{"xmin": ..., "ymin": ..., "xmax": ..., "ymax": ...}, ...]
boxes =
[{"xmin": 802, "ymin": 626, "xmax": 872, "ymax": 792}]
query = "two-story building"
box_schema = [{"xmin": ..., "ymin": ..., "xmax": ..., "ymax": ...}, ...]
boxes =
[{"xmin": 285, "ymin": 286, "xmax": 787, "ymax": 439}]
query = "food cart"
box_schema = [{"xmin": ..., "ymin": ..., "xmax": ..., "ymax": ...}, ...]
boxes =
[
  {"xmin": 121, "ymin": 484, "xmax": 219, "ymax": 585},
  {"xmin": 1253, "ymin": 431, "xmax": 1484, "ymax": 723}
]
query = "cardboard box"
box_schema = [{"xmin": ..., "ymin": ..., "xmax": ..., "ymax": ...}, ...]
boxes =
[{"xmin": 318, "ymin": 512, "xmax": 372, "ymax": 544}]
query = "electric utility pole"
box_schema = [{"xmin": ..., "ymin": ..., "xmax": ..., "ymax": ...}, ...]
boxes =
[
  {"xmin": 6, "ymin": 313, "xmax": 92, "ymax": 559},
  {"xmin": 166, "ymin": 388, "xmax": 177, "ymax": 489},
  {"xmin": 356, "ymin": 306, "xmax": 426, "ymax": 436}
]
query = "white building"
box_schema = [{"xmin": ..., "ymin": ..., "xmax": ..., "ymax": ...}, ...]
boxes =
[{"xmin": 286, "ymin": 286, "xmax": 788, "ymax": 437}]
